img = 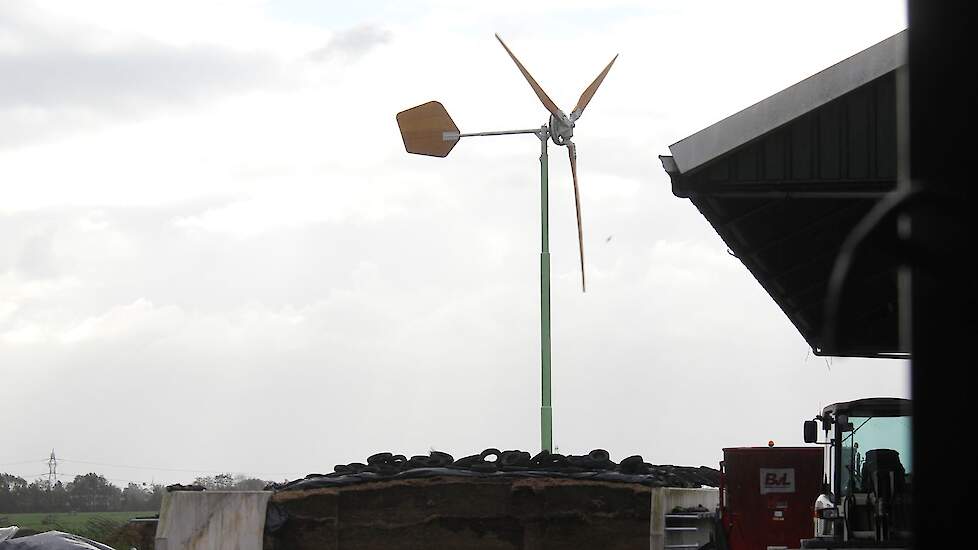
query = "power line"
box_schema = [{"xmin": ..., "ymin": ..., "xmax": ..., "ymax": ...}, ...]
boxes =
[
  {"xmin": 54, "ymin": 470, "xmax": 163, "ymax": 486},
  {"xmin": 0, "ymin": 459, "xmax": 46, "ymax": 467},
  {"xmin": 1, "ymin": 469, "xmax": 161, "ymax": 486},
  {"xmin": 8, "ymin": 456, "xmax": 305, "ymax": 480},
  {"xmin": 57, "ymin": 457, "xmax": 305, "ymax": 476},
  {"xmin": 10, "ymin": 470, "xmax": 165, "ymax": 486}
]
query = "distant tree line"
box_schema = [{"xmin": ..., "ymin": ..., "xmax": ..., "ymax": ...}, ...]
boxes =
[{"xmin": 0, "ymin": 472, "xmax": 271, "ymax": 514}]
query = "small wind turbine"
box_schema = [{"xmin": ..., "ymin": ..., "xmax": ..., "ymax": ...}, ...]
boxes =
[{"xmin": 396, "ymin": 34, "xmax": 617, "ymax": 452}]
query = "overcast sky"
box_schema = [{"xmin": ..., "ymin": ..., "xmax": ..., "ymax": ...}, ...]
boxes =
[{"xmin": 1, "ymin": 0, "xmax": 908, "ymax": 486}]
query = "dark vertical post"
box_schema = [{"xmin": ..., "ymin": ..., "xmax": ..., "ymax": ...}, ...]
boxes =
[{"xmin": 907, "ymin": 1, "xmax": 976, "ymax": 544}]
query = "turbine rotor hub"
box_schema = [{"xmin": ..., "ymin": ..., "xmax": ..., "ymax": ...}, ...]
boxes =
[{"xmin": 548, "ymin": 114, "xmax": 574, "ymax": 146}]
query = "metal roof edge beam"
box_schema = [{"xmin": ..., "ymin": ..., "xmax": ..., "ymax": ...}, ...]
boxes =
[
  {"xmin": 658, "ymin": 155, "xmax": 678, "ymax": 174},
  {"xmin": 669, "ymin": 30, "xmax": 907, "ymax": 173},
  {"xmin": 658, "ymin": 155, "xmax": 690, "ymax": 197}
]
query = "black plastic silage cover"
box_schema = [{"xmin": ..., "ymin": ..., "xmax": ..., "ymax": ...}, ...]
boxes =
[{"xmin": 267, "ymin": 449, "xmax": 721, "ymax": 491}]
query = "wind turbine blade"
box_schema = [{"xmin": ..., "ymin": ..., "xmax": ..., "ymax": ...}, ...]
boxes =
[
  {"xmin": 495, "ymin": 33, "xmax": 565, "ymax": 120},
  {"xmin": 570, "ymin": 54, "xmax": 618, "ymax": 122},
  {"xmin": 568, "ymin": 142, "xmax": 586, "ymax": 293}
]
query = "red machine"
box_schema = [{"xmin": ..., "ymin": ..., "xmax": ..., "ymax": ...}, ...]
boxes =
[{"xmin": 720, "ymin": 446, "xmax": 823, "ymax": 550}]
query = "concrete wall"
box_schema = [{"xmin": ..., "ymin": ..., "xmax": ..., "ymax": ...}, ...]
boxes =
[{"xmin": 155, "ymin": 491, "xmax": 271, "ymax": 550}]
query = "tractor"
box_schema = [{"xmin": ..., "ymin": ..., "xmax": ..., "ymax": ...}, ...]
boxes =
[{"xmin": 800, "ymin": 398, "xmax": 912, "ymax": 548}]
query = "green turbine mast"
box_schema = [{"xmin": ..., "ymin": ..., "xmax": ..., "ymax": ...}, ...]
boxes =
[{"xmin": 396, "ymin": 34, "xmax": 617, "ymax": 452}]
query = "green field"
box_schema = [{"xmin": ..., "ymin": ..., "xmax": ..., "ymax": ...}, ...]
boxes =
[
  {"xmin": 0, "ymin": 511, "xmax": 155, "ymax": 547},
  {"xmin": 1, "ymin": 510, "xmax": 152, "ymax": 531}
]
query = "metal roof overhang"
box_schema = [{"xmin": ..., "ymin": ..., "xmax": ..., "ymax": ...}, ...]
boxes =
[
  {"xmin": 823, "ymin": 397, "xmax": 912, "ymax": 418},
  {"xmin": 660, "ymin": 31, "xmax": 908, "ymax": 359}
]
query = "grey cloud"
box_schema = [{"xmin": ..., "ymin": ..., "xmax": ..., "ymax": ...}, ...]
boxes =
[
  {"xmin": 16, "ymin": 230, "xmax": 59, "ymax": 279},
  {"xmin": 0, "ymin": 198, "xmax": 231, "ymax": 283},
  {"xmin": 0, "ymin": 45, "xmax": 279, "ymax": 112},
  {"xmin": 0, "ymin": 5, "xmax": 281, "ymax": 148},
  {"xmin": 309, "ymin": 24, "xmax": 392, "ymax": 62}
]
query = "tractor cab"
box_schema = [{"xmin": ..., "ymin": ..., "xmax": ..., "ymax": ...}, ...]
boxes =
[{"xmin": 801, "ymin": 398, "xmax": 912, "ymax": 548}]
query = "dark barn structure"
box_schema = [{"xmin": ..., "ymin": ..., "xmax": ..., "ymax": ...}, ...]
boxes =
[
  {"xmin": 660, "ymin": 31, "xmax": 907, "ymax": 358},
  {"xmin": 662, "ymin": 7, "xmax": 978, "ymax": 544}
]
